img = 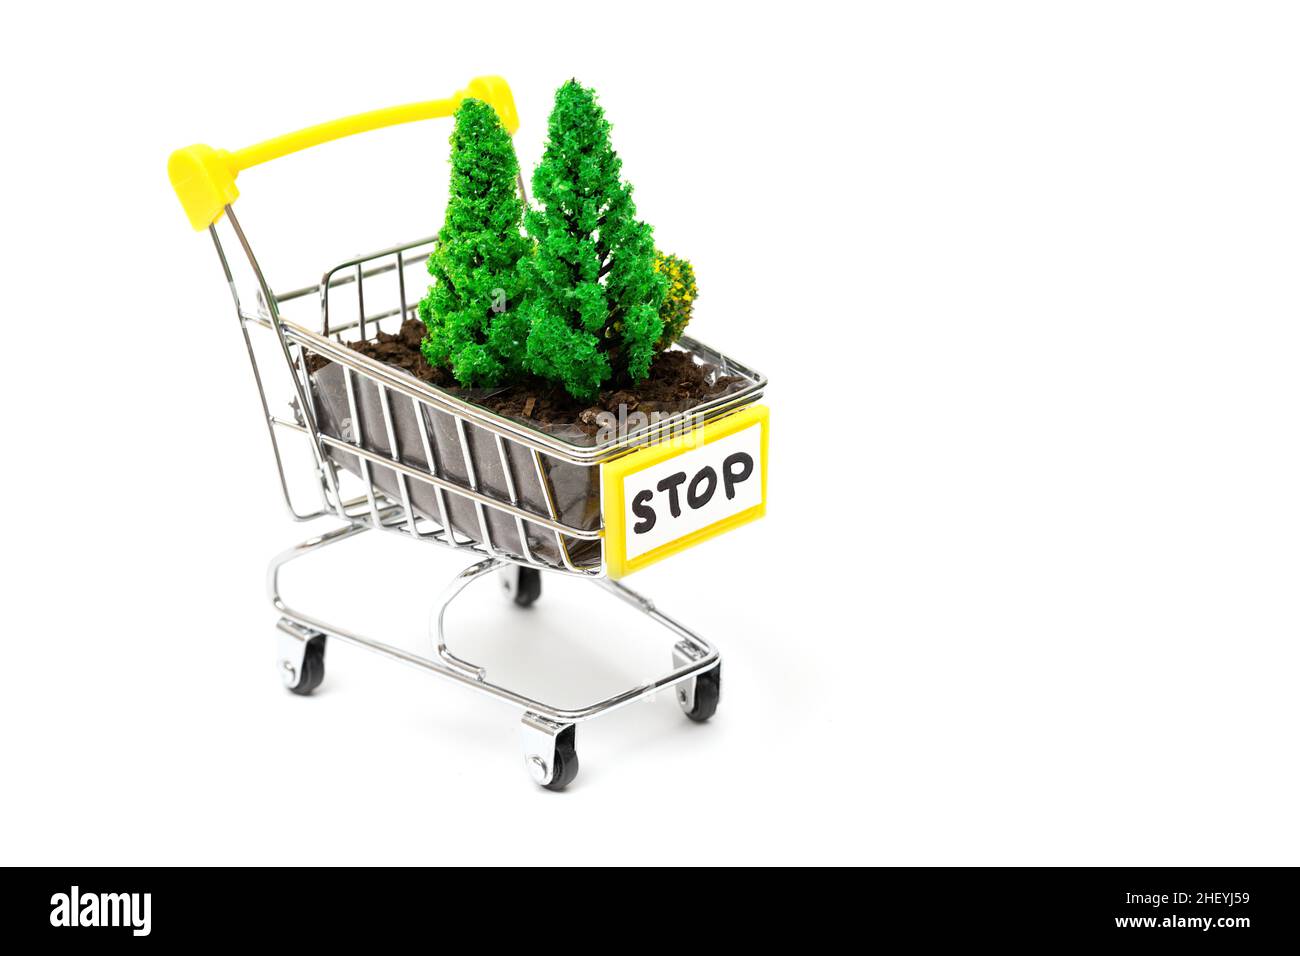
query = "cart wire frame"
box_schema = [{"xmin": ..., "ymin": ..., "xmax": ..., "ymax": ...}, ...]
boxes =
[{"xmin": 206, "ymin": 198, "xmax": 765, "ymax": 788}]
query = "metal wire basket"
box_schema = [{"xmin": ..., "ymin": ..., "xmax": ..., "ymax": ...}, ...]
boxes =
[{"xmin": 174, "ymin": 76, "xmax": 768, "ymax": 789}]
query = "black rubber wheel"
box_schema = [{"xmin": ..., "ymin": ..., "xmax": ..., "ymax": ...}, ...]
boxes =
[
  {"xmin": 542, "ymin": 725, "xmax": 579, "ymax": 791},
  {"xmin": 512, "ymin": 567, "xmax": 542, "ymax": 608},
  {"xmin": 682, "ymin": 664, "xmax": 721, "ymax": 722},
  {"xmin": 287, "ymin": 636, "xmax": 326, "ymax": 696}
]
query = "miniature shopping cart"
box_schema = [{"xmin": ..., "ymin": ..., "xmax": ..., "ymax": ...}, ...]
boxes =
[{"xmin": 169, "ymin": 76, "xmax": 768, "ymax": 789}]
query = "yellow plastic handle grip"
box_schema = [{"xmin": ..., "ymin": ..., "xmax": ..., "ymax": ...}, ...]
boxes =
[{"xmin": 168, "ymin": 75, "xmax": 518, "ymax": 230}]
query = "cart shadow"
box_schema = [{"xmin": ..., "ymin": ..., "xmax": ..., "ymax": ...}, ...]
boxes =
[{"xmin": 441, "ymin": 601, "xmax": 665, "ymax": 711}]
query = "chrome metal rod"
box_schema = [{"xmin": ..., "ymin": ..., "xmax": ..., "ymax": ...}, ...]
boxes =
[
  {"xmin": 276, "ymin": 235, "xmax": 435, "ymax": 304},
  {"xmin": 268, "ymin": 529, "xmax": 719, "ymax": 725}
]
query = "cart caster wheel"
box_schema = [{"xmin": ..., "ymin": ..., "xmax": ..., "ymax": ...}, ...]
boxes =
[
  {"xmin": 285, "ymin": 635, "xmax": 326, "ymax": 696},
  {"xmin": 502, "ymin": 565, "xmax": 541, "ymax": 608},
  {"xmin": 521, "ymin": 717, "xmax": 578, "ymax": 791},
  {"xmin": 539, "ymin": 726, "xmax": 578, "ymax": 791},
  {"xmin": 678, "ymin": 663, "xmax": 721, "ymax": 722}
]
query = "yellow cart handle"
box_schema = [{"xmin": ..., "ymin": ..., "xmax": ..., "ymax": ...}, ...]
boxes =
[{"xmin": 168, "ymin": 75, "xmax": 518, "ymax": 230}]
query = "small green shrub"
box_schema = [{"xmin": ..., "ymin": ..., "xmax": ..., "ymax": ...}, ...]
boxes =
[
  {"xmin": 654, "ymin": 251, "xmax": 697, "ymax": 348},
  {"xmin": 419, "ymin": 98, "xmax": 531, "ymax": 387},
  {"xmin": 521, "ymin": 80, "xmax": 667, "ymax": 401}
]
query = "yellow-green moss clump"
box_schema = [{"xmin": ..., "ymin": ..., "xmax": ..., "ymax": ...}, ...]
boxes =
[{"xmin": 654, "ymin": 251, "xmax": 697, "ymax": 348}]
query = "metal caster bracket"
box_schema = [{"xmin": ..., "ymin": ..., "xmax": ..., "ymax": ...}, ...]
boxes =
[
  {"xmin": 672, "ymin": 640, "xmax": 708, "ymax": 713},
  {"xmin": 520, "ymin": 714, "xmax": 579, "ymax": 791},
  {"xmin": 276, "ymin": 619, "xmax": 313, "ymax": 688},
  {"xmin": 268, "ymin": 523, "xmax": 722, "ymax": 788}
]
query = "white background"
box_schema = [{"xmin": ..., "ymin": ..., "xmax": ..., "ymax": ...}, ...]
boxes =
[{"xmin": 1, "ymin": 2, "xmax": 1297, "ymax": 865}]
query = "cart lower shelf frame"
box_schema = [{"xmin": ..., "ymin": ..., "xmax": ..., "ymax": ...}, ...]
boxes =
[{"xmin": 270, "ymin": 516, "xmax": 720, "ymax": 789}]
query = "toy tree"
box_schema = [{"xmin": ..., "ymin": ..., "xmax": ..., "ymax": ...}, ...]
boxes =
[
  {"xmin": 522, "ymin": 80, "xmax": 667, "ymax": 401},
  {"xmin": 654, "ymin": 251, "xmax": 697, "ymax": 348},
  {"xmin": 419, "ymin": 98, "xmax": 532, "ymax": 387}
]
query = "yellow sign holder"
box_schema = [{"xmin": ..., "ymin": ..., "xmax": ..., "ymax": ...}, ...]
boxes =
[{"xmin": 601, "ymin": 405, "xmax": 769, "ymax": 578}]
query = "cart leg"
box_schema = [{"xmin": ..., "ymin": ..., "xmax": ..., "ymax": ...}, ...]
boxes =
[
  {"xmin": 597, "ymin": 576, "xmax": 723, "ymax": 722},
  {"xmin": 267, "ymin": 523, "xmax": 368, "ymax": 696},
  {"xmin": 520, "ymin": 712, "xmax": 579, "ymax": 791},
  {"xmin": 430, "ymin": 556, "xmax": 506, "ymax": 679}
]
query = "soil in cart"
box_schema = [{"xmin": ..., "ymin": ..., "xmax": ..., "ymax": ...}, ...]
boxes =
[{"xmin": 306, "ymin": 319, "xmax": 745, "ymax": 438}]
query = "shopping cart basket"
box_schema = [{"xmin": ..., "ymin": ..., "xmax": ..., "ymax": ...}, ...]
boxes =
[{"xmin": 168, "ymin": 76, "xmax": 769, "ymax": 789}]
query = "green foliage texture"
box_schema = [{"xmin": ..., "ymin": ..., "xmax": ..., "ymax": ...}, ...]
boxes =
[
  {"xmin": 653, "ymin": 251, "xmax": 697, "ymax": 348},
  {"xmin": 419, "ymin": 98, "xmax": 531, "ymax": 387},
  {"xmin": 521, "ymin": 80, "xmax": 667, "ymax": 401}
]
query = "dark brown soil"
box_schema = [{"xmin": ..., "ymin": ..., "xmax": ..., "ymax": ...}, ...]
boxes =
[{"xmin": 306, "ymin": 319, "xmax": 744, "ymax": 436}]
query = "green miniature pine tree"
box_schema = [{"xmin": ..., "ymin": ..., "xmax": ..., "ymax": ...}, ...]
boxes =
[
  {"xmin": 419, "ymin": 98, "xmax": 531, "ymax": 387},
  {"xmin": 522, "ymin": 80, "xmax": 667, "ymax": 401}
]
